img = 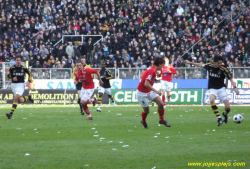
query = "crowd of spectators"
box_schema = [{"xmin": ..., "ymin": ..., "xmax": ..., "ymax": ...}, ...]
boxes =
[{"xmin": 0, "ymin": 0, "xmax": 250, "ymax": 81}]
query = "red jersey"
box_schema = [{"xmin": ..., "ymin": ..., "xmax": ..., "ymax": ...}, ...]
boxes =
[
  {"xmin": 137, "ymin": 66, "xmax": 157, "ymax": 93},
  {"xmin": 75, "ymin": 68, "xmax": 98, "ymax": 89},
  {"xmin": 161, "ymin": 65, "xmax": 177, "ymax": 82}
]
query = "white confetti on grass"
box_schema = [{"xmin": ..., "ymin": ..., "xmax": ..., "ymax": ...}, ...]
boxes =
[
  {"xmin": 93, "ymin": 135, "xmax": 99, "ymax": 137},
  {"xmin": 91, "ymin": 128, "xmax": 96, "ymax": 130},
  {"xmin": 108, "ymin": 141, "xmax": 113, "ymax": 143},
  {"xmin": 122, "ymin": 145, "xmax": 129, "ymax": 147},
  {"xmin": 156, "ymin": 133, "xmax": 160, "ymax": 135},
  {"xmin": 16, "ymin": 128, "xmax": 22, "ymax": 130},
  {"xmin": 112, "ymin": 148, "xmax": 118, "ymax": 150},
  {"xmin": 34, "ymin": 128, "xmax": 37, "ymax": 130},
  {"xmin": 152, "ymin": 166, "xmax": 156, "ymax": 169},
  {"xmin": 154, "ymin": 136, "xmax": 158, "ymax": 138},
  {"xmin": 119, "ymin": 142, "xmax": 123, "ymax": 144},
  {"xmin": 100, "ymin": 137, "xmax": 105, "ymax": 140},
  {"xmin": 153, "ymin": 112, "xmax": 157, "ymax": 114},
  {"xmin": 58, "ymin": 131, "xmax": 60, "ymax": 133},
  {"xmin": 25, "ymin": 153, "xmax": 30, "ymax": 156},
  {"xmin": 165, "ymin": 136, "xmax": 170, "ymax": 138},
  {"xmin": 116, "ymin": 113, "xmax": 122, "ymax": 115},
  {"xmin": 94, "ymin": 131, "xmax": 98, "ymax": 133},
  {"xmin": 212, "ymin": 129, "xmax": 216, "ymax": 131},
  {"xmin": 85, "ymin": 164, "xmax": 90, "ymax": 166},
  {"xmin": 23, "ymin": 118, "xmax": 27, "ymax": 119}
]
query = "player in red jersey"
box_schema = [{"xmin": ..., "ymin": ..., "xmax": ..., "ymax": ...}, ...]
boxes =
[
  {"xmin": 161, "ymin": 58, "xmax": 177, "ymax": 107},
  {"xmin": 74, "ymin": 60, "xmax": 104, "ymax": 120},
  {"xmin": 137, "ymin": 57, "xmax": 171, "ymax": 129}
]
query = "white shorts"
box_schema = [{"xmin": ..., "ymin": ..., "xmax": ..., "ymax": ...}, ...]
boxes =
[
  {"xmin": 153, "ymin": 82, "xmax": 161, "ymax": 91},
  {"xmin": 11, "ymin": 83, "xmax": 25, "ymax": 96},
  {"xmin": 80, "ymin": 88, "xmax": 95, "ymax": 101},
  {"xmin": 161, "ymin": 80, "xmax": 173, "ymax": 91},
  {"xmin": 208, "ymin": 87, "xmax": 228, "ymax": 102},
  {"xmin": 98, "ymin": 86, "xmax": 111, "ymax": 95},
  {"xmin": 137, "ymin": 90, "xmax": 159, "ymax": 107}
]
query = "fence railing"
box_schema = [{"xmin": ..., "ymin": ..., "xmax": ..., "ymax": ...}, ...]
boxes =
[
  {"xmin": 1, "ymin": 62, "xmax": 249, "ymax": 89},
  {"xmin": 30, "ymin": 68, "xmax": 72, "ymax": 80}
]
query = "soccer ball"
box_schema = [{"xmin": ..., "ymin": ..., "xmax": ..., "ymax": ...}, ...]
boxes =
[{"xmin": 233, "ymin": 114, "xmax": 243, "ymax": 124}]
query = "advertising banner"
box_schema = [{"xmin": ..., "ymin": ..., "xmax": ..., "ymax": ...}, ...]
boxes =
[
  {"xmin": 203, "ymin": 89, "xmax": 250, "ymax": 104},
  {"xmin": 111, "ymin": 89, "xmax": 203, "ymax": 105},
  {"xmin": 0, "ymin": 89, "xmax": 109, "ymax": 104},
  {"xmin": 227, "ymin": 79, "xmax": 250, "ymax": 89},
  {"xmin": 33, "ymin": 79, "xmax": 122, "ymax": 89}
]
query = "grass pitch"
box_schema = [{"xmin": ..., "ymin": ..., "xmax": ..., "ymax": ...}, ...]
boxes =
[{"xmin": 0, "ymin": 104, "xmax": 249, "ymax": 169}]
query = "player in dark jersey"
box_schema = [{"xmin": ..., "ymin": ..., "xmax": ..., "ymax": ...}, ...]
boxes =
[
  {"xmin": 96, "ymin": 62, "xmax": 116, "ymax": 112},
  {"xmin": 185, "ymin": 56, "xmax": 239, "ymax": 126},
  {"xmin": 6, "ymin": 55, "xmax": 34, "ymax": 119},
  {"xmin": 73, "ymin": 57, "xmax": 92, "ymax": 115}
]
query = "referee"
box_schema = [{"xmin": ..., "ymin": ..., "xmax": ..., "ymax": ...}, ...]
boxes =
[{"xmin": 6, "ymin": 55, "xmax": 34, "ymax": 119}]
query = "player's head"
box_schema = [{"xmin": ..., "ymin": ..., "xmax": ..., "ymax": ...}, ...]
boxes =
[
  {"xmin": 80, "ymin": 57, "xmax": 86, "ymax": 66},
  {"xmin": 164, "ymin": 57, "xmax": 169, "ymax": 66},
  {"xmin": 154, "ymin": 57, "xmax": 165, "ymax": 70},
  {"xmin": 76, "ymin": 60, "xmax": 83, "ymax": 71},
  {"xmin": 15, "ymin": 55, "xmax": 22, "ymax": 66},
  {"xmin": 214, "ymin": 55, "xmax": 223, "ymax": 68},
  {"xmin": 101, "ymin": 62, "xmax": 106, "ymax": 69}
]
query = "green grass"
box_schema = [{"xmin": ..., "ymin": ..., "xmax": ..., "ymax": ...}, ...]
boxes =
[{"xmin": 0, "ymin": 104, "xmax": 249, "ymax": 169}]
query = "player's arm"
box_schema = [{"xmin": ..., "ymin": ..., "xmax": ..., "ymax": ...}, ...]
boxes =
[
  {"xmin": 24, "ymin": 67, "xmax": 32, "ymax": 82},
  {"xmin": 72, "ymin": 67, "xmax": 76, "ymax": 80},
  {"xmin": 223, "ymin": 66, "xmax": 240, "ymax": 95},
  {"xmin": 74, "ymin": 73, "xmax": 79, "ymax": 84},
  {"xmin": 85, "ymin": 68, "xmax": 104, "ymax": 86},
  {"xmin": 169, "ymin": 67, "xmax": 177, "ymax": 74},
  {"xmin": 184, "ymin": 60, "xmax": 203, "ymax": 67},
  {"xmin": 145, "ymin": 80, "xmax": 161, "ymax": 96},
  {"xmin": 6, "ymin": 67, "xmax": 12, "ymax": 81},
  {"xmin": 105, "ymin": 70, "xmax": 113, "ymax": 80}
]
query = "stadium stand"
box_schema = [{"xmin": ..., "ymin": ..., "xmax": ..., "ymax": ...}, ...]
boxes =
[{"xmin": 0, "ymin": 0, "xmax": 249, "ymax": 77}]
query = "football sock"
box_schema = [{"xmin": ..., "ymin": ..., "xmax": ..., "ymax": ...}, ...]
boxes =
[
  {"xmin": 158, "ymin": 109, "xmax": 165, "ymax": 122},
  {"xmin": 141, "ymin": 112, "xmax": 148, "ymax": 123},
  {"xmin": 78, "ymin": 98, "xmax": 83, "ymax": 112},
  {"xmin": 21, "ymin": 96, "xmax": 29, "ymax": 102},
  {"xmin": 168, "ymin": 95, "xmax": 171, "ymax": 101},
  {"xmin": 211, "ymin": 103, "xmax": 221, "ymax": 118},
  {"xmin": 10, "ymin": 102, "xmax": 18, "ymax": 114},
  {"xmin": 225, "ymin": 108, "xmax": 230, "ymax": 114},
  {"xmin": 83, "ymin": 105, "xmax": 92, "ymax": 117},
  {"xmin": 162, "ymin": 95, "xmax": 165, "ymax": 104},
  {"xmin": 86, "ymin": 98, "xmax": 94, "ymax": 104},
  {"xmin": 109, "ymin": 95, "xmax": 114, "ymax": 103},
  {"xmin": 98, "ymin": 96, "xmax": 102, "ymax": 106}
]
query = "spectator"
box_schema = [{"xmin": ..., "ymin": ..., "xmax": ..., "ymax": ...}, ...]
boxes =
[{"xmin": 66, "ymin": 42, "xmax": 75, "ymax": 58}]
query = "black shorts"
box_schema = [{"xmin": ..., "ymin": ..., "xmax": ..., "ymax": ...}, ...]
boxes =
[{"xmin": 76, "ymin": 82, "xmax": 82, "ymax": 91}]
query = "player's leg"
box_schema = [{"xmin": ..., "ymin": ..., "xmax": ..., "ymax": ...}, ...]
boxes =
[
  {"xmin": 162, "ymin": 88, "xmax": 166, "ymax": 107},
  {"xmin": 137, "ymin": 90, "xmax": 150, "ymax": 129},
  {"xmin": 97, "ymin": 87, "xmax": 104, "ymax": 111},
  {"xmin": 80, "ymin": 89, "xmax": 95, "ymax": 120},
  {"xmin": 166, "ymin": 82, "xmax": 172, "ymax": 102},
  {"xmin": 160, "ymin": 81, "xmax": 166, "ymax": 106},
  {"xmin": 78, "ymin": 90, "xmax": 84, "ymax": 115},
  {"xmin": 97, "ymin": 92, "xmax": 103, "ymax": 112},
  {"xmin": 106, "ymin": 88, "xmax": 116, "ymax": 106},
  {"xmin": 152, "ymin": 95, "xmax": 171, "ymax": 127},
  {"xmin": 209, "ymin": 90, "xmax": 223, "ymax": 126},
  {"xmin": 222, "ymin": 100, "xmax": 230, "ymax": 124},
  {"xmin": 219, "ymin": 87, "xmax": 230, "ymax": 124},
  {"xmin": 6, "ymin": 83, "xmax": 24, "ymax": 119},
  {"xmin": 76, "ymin": 82, "xmax": 84, "ymax": 114}
]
